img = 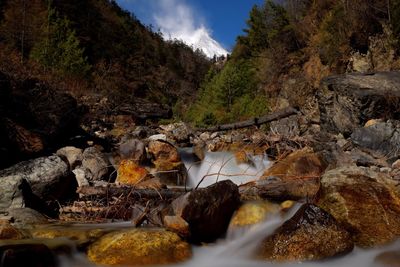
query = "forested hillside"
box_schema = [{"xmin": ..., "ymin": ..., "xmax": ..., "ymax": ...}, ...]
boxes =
[
  {"xmin": 0, "ymin": 0, "xmax": 210, "ymax": 108},
  {"xmin": 186, "ymin": 0, "xmax": 400, "ymax": 126}
]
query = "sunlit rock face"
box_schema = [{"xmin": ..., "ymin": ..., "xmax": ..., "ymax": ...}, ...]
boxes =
[
  {"xmin": 317, "ymin": 166, "xmax": 400, "ymax": 248},
  {"xmin": 256, "ymin": 204, "xmax": 354, "ymax": 262},
  {"xmin": 87, "ymin": 228, "xmax": 191, "ymax": 266}
]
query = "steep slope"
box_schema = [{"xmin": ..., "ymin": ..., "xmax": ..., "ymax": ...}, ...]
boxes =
[{"xmin": 0, "ymin": 0, "xmax": 211, "ymax": 110}]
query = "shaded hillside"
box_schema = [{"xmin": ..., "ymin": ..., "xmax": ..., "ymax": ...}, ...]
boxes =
[
  {"xmin": 186, "ymin": 0, "xmax": 400, "ymax": 126},
  {"xmin": 0, "ymin": 0, "xmax": 210, "ymax": 110}
]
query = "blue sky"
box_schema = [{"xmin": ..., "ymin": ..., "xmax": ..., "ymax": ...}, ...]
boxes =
[{"xmin": 116, "ymin": 0, "xmax": 265, "ymax": 51}]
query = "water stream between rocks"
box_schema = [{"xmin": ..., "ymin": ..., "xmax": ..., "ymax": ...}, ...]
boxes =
[{"xmin": 13, "ymin": 151, "xmax": 400, "ymax": 267}]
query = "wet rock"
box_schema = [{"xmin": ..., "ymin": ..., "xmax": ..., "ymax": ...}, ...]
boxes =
[
  {"xmin": 87, "ymin": 229, "xmax": 191, "ymax": 266},
  {"xmin": 375, "ymin": 250, "xmax": 400, "ymax": 267},
  {"xmin": 56, "ymin": 146, "xmax": 83, "ymax": 170},
  {"xmin": 317, "ymin": 166, "xmax": 400, "ymax": 247},
  {"xmin": 0, "ymin": 243, "xmax": 57, "ymax": 267},
  {"xmin": 116, "ymin": 159, "xmax": 151, "ymax": 185},
  {"xmin": 31, "ymin": 227, "xmax": 106, "ymax": 248},
  {"xmin": 118, "ymin": 138, "xmax": 146, "ymax": 163},
  {"xmin": 165, "ymin": 180, "xmax": 240, "ymax": 242},
  {"xmin": 351, "ymin": 121, "xmax": 400, "ymax": 159},
  {"xmin": 0, "ymin": 155, "xmax": 74, "ymax": 201},
  {"xmin": 257, "ymin": 204, "xmax": 353, "ymax": 261},
  {"xmin": 229, "ymin": 201, "xmax": 281, "ymax": 229},
  {"xmin": 261, "ymin": 147, "xmax": 327, "ymax": 181},
  {"xmin": 0, "ymin": 221, "xmax": 24, "ymax": 240},
  {"xmin": 318, "ymin": 72, "xmax": 400, "ymax": 135},
  {"xmin": 81, "ymin": 147, "xmax": 112, "ymax": 181},
  {"xmin": 72, "ymin": 167, "xmax": 90, "ymax": 188}
]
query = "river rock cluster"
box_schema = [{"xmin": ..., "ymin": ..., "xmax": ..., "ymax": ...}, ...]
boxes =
[{"xmin": 1, "ymin": 72, "xmax": 400, "ymax": 266}]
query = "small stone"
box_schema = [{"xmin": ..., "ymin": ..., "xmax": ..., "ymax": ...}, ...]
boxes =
[
  {"xmin": 380, "ymin": 167, "xmax": 392, "ymax": 173},
  {"xmin": 148, "ymin": 134, "xmax": 167, "ymax": 141},
  {"xmin": 392, "ymin": 159, "xmax": 400, "ymax": 169},
  {"xmin": 365, "ymin": 119, "xmax": 381, "ymax": 127},
  {"xmin": 229, "ymin": 201, "xmax": 280, "ymax": 228}
]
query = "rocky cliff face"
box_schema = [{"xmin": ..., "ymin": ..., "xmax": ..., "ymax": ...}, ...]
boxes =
[{"xmin": 318, "ymin": 72, "xmax": 400, "ymax": 135}]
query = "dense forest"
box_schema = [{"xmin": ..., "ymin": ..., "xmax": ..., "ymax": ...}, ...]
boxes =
[
  {"xmin": 186, "ymin": 0, "xmax": 400, "ymax": 126},
  {"xmin": 0, "ymin": 0, "xmax": 210, "ymax": 110}
]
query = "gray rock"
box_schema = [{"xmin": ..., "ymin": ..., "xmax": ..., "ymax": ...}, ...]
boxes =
[
  {"xmin": 6, "ymin": 208, "xmax": 48, "ymax": 225},
  {"xmin": 81, "ymin": 147, "xmax": 111, "ymax": 181},
  {"xmin": 0, "ymin": 156, "xmax": 71, "ymax": 201},
  {"xmin": 351, "ymin": 121, "xmax": 400, "ymax": 159},
  {"xmin": 118, "ymin": 138, "xmax": 146, "ymax": 163},
  {"xmin": 0, "ymin": 176, "xmax": 26, "ymax": 211},
  {"xmin": 318, "ymin": 72, "xmax": 400, "ymax": 135},
  {"xmin": 269, "ymin": 115, "xmax": 300, "ymax": 137},
  {"xmin": 56, "ymin": 146, "xmax": 83, "ymax": 169}
]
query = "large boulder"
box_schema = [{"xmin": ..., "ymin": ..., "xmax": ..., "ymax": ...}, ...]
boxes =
[
  {"xmin": 0, "ymin": 75, "xmax": 80, "ymax": 168},
  {"xmin": 351, "ymin": 121, "xmax": 400, "ymax": 160},
  {"xmin": 317, "ymin": 166, "xmax": 400, "ymax": 247},
  {"xmin": 318, "ymin": 72, "xmax": 400, "ymax": 135},
  {"xmin": 256, "ymin": 204, "xmax": 353, "ymax": 261},
  {"xmin": 0, "ymin": 155, "xmax": 74, "ymax": 201},
  {"xmin": 87, "ymin": 229, "xmax": 191, "ymax": 266},
  {"xmin": 259, "ymin": 147, "xmax": 327, "ymax": 200},
  {"xmin": 164, "ymin": 180, "xmax": 240, "ymax": 242}
]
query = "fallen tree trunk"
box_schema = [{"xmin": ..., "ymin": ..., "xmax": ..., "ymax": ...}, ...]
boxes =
[
  {"xmin": 197, "ymin": 107, "xmax": 299, "ymax": 132},
  {"xmin": 77, "ymin": 185, "xmax": 188, "ymax": 201}
]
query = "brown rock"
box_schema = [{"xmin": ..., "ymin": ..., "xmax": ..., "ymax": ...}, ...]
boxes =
[
  {"xmin": 87, "ymin": 229, "xmax": 191, "ymax": 266},
  {"xmin": 148, "ymin": 140, "xmax": 181, "ymax": 163},
  {"xmin": 375, "ymin": 251, "xmax": 400, "ymax": 267},
  {"xmin": 0, "ymin": 221, "xmax": 24, "ymax": 240},
  {"xmin": 317, "ymin": 166, "xmax": 400, "ymax": 247},
  {"xmin": 165, "ymin": 180, "xmax": 240, "ymax": 242},
  {"xmin": 261, "ymin": 147, "xmax": 327, "ymax": 181},
  {"xmin": 257, "ymin": 204, "xmax": 353, "ymax": 261}
]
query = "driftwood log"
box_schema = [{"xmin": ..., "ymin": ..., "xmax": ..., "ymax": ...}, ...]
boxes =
[
  {"xmin": 197, "ymin": 107, "xmax": 299, "ymax": 132},
  {"xmin": 77, "ymin": 185, "xmax": 188, "ymax": 201}
]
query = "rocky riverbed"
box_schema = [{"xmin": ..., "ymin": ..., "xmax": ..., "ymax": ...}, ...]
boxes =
[{"xmin": 1, "ymin": 72, "xmax": 400, "ymax": 266}]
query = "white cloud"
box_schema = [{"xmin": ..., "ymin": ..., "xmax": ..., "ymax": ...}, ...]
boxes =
[{"xmin": 133, "ymin": 0, "xmax": 228, "ymax": 57}]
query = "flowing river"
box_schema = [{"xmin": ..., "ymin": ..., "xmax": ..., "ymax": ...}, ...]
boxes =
[{"xmin": 24, "ymin": 151, "xmax": 400, "ymax": 267}]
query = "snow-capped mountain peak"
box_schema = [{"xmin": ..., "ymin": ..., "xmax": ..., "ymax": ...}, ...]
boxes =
[{"xmin": 188, "ymin": 27, "xmax": 228, "ymax": 58}]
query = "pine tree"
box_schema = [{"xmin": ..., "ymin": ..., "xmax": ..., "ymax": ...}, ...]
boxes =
[{"xmin": 31, "ymin": 12, "xmax": 90, "ymax": 76}]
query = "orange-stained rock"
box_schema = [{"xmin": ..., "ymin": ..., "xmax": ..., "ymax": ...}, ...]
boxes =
[
  {"xmin": 87, "ymin": 229, "xmax": 191, "ymax": 266},
  {"xmin": 317, "ymin": 166, "xmax": 400, "ymax": 248},
  {"xmin": 116, "ymin": 160, "xmax": 150, "ymax": 185}
]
